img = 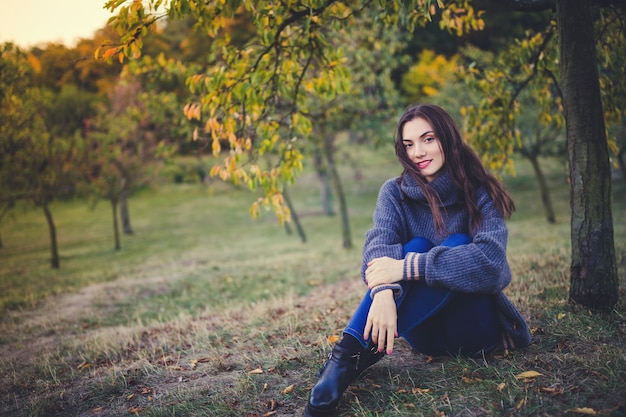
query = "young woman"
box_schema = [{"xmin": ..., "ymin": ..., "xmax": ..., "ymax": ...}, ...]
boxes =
[{"xmin": 304, "ymin": 104, "xmax": 531, "ymax": 417}]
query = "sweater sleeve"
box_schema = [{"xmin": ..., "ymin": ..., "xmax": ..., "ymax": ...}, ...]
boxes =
[
  {"xmin": 420, "ymin": 190, "xmax": 512, "ymax": 294},
  {"xmin": 360, "ymin": 180, "xmax": 406, "ymax": 284}
]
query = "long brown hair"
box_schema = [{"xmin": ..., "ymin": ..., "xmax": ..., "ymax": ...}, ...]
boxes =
[{"xmin": 394, "ymin": 104, "xmax": 515, "ymax": 235}]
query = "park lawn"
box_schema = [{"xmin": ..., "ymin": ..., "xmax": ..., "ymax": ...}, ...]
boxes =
[{"xmin": 0, "ymin": 147, "xmax": 625, "ymax": 416}]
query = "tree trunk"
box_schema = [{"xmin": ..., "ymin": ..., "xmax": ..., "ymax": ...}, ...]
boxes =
[
  {"xmin": 527, "ymin": 154, "xmax": 556, "ymax": 223},
  {"xmin": 111, "ymin": 198, "xmax": 121, "ymax": 251},
  {"xmin": 557, "ymin": 0, "xmax": 618, "ymax": 310},
  {"xmin": 323, "ymin": 134, "xmax": 352, "ymax": 249},
  {"xmin": 313, "ymin": 150, "xmax": 335, "ymax": 216},
  {"xmin": 282, "ymin": 186, "xmax": 307, "ymax": 243},
  {"xmin": 120, "ymin": 178, "xmax": 134, "ymax": 235},
  {"xmin": 42, "ymin": 202, "xmax": 60, "ymax": 269}
]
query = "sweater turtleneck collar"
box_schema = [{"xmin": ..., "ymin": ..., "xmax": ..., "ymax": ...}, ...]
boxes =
[{"xmin": 400, "ymin": 171, "xmax": 464, "ymax": 207}]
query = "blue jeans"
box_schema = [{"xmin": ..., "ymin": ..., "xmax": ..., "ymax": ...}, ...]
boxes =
[{"xmin": 344, "ymin": 234, "xmax": 501, "ymax": 357}]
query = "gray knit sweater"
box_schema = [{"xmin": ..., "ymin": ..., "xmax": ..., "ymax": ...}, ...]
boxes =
[{"xmin": 361, "ymin": 172, "xmax": 531, "ymax": 349}]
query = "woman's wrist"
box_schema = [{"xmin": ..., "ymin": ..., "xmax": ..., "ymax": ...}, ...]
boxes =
[{"xmin": 370, "ymin": 283, "xmax": 403, "ymax": 299}]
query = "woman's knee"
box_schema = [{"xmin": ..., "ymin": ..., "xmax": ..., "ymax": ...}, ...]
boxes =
[
  {"xmin": 441, "ymin": 233, "xmax": 471, "ymax": 247},
  {"xmin": 403, "ymin": 237, "xmax": 433, "ymax": 255}
]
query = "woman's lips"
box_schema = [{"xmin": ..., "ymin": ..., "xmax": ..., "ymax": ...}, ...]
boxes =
[{"xmin": 417, "ymin": 160, "xmax": 432, "ymax": 170}]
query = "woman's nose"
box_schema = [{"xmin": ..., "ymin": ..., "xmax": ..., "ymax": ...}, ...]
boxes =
[{"xmin": 411, "ymin": 144, "xmax": 425, "ymax": 159}]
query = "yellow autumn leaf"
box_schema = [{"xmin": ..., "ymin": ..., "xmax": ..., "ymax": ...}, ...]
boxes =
[
  {"xmin": 327, "ymin": 335, "xmax": 341, "ymax": 344},
  {"xmin": 248, "ymin": 367, "xmax": 263, "ymax": 375},
  {"xmin": 566, "ymin": 408, "xmax": 597, "ymax": 415},
  {"xmin": 557, "ymin": 313, "xmax": 566, "ymax": 320},
  {"xmin": 496, "ymin": 382, "xmax": 506, "ymax": 391},
  {"xmin": 281, "ymin": 384, "xmax": 295, "ymax": 394},
  {"xmin": 515, "ymin": 370, "xmax": 543, "ymax": 380}
]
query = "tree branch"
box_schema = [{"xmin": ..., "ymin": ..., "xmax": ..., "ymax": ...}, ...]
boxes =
[{"xmin": 508, "ymin": 26, "xmax": 556, "ymax": 109}]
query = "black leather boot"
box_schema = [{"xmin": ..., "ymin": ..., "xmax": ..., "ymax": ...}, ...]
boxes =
[{"xmin": 304, "ymin": 343, "xmax": 384, "ymax": 417}]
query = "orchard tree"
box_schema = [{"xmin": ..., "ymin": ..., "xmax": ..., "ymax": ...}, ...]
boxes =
[
  {"xmin": 460, "ymin": 30, "xmax": 565, "ymax": 224},
  {"xmin": 556, "ymin": 0, "xmax": 620, "ymax": 309},
  {"xmin": 462, "ymin": 0, "xmax": 622, "ymax": 309},
  {"xmin": 298, "ymin": 15, "xmax": 404, "ymax": 248},
  {"xmin": 401, "ymin": 49, "xmax": 459, "ymax": 104},
  {"xmin": 102, "ymin": 0, "xmax": 622, "ymax": 311},
  {"xmin": 1, "ymin": 43, "xmax": 82, "ymax": 268},
  {"xmin": 83, "ymin": 77, "xmax": 168, "ymax": 249}
]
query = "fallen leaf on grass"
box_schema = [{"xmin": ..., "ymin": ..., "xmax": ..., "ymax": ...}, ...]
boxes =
[
  {"xmin": 327, "ymin": 335, "xmax": 340, "ymax": 344},
  {"xmin": 515, "ymin": 398, "xmax": 525, "ymax": 410},
  {"xmin": 77, "ymin": 361, "xmax": 91, "ymax": 370},
  {"xmin": 515, "ymin": 370, "xmax": 543, "ymax": 380},
  {"xmin": 281, "ymin": 384, "xmax": 294, "ymax": 394},
  {"xmin": 557, "ymin": 313, "xmax": 566, "ymax": 320},
  {"xmin": 566, "ymin": 407, "xmax": 597, "ymax": 415},
  {"xmin": 540, "ymin": 387, "xmax": 564, "ymax": 396},
  {"xmin": 496, "ymin": 382, "xmax": 506, "ymax": 391},
  {"xmin": 412, "ymin": 387, "xmax": 431, "ymax": 394},
  {"xmin": 128, "ymin": 407, "xmax": 145, "ymax": 413},
  {"xmin": 248, "ymin": 367, "xmax": 264, "ymax": 374}
]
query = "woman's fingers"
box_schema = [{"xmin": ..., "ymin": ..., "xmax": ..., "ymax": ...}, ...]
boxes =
[
  {"xmin": 364, "ymin": 319, "xmax": 372, "ymax": 341},
  {"xmin": 365, "ymin": 319, "xmax": 396, "ymax": 353},
  {"xmin": 364, "ymin": 289, "xmax": 397, "ymax": 353},
  {"xmin": 385, "ymin": 328, "xmax": 395, "ymax": 354}
]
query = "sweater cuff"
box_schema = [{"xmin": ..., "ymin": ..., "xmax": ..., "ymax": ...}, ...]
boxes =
[
  {"xmin": 370, "ymin": 283, "xmax": 403, "ymax": 299},
  {"xmin": 403, "ymin": 252, "xmax": 420, "ymax": 280},
  {"xmin": 418, "ymin": 254, "xmax": 427, "ymax": 280}
]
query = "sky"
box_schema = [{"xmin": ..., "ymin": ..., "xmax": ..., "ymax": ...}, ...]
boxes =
[{"xmin": 0, "ymin": 0, "xmax": 115, "ymax": 48}]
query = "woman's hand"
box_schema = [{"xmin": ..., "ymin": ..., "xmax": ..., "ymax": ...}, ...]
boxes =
[
  {"xmin": 365, "ymin": 256, "xmax": 404, "ymax": 288},
  {"xmin": 363, "ymin": 289, "xmax": 398, "ymax": 354}
]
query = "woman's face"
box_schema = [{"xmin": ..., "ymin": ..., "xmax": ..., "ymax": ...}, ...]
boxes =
[{"xmin": 401, "ymin": 117, "xmax": 445, "ymax": 183}]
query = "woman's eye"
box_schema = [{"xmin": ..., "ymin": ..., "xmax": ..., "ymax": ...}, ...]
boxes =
[{"xmin": 424, "ymin": 136, "xmax": 435, "ymax": 143}]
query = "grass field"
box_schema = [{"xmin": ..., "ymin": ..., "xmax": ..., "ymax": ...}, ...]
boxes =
[{"xmin": 1, "ymin": 145, "xmax": 625, "ymax": 417}]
